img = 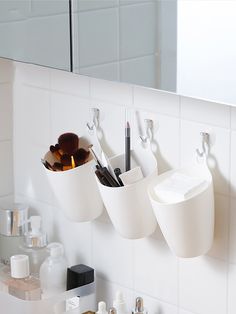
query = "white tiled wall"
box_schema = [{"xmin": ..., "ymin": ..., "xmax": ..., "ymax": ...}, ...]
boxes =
[
  {"xmin": 0, "ymin": 0, "xmax": 70, "ymax": 71},
  {"xmin": 2, "ymin": 58, "xmax": 236, "ymax": 314},
  {"xmin": 0, "ymin": 58, "xmax": 14, "ymax": 201},
  {"xmin": 74, "ymin": 0, "xmax": 177, "ymax": 91}
]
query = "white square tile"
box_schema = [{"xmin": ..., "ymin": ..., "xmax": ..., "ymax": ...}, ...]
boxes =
[
  {"xmin": 131, "ymin": 110, "xmax": 180, "ymax": 172},
  {"xmin": 0, "ymin": 141, "xmax": 13, "ymax": 196},
  {"xmin": 78, "ymin": 9, "xmax": 118, "ymax": 67},
  {"xmin": 14, "ymin": 85, "xmax": 51, "ymax": 147},
  {"xmin": 14, "ymin": 61, "xmax": 50, "ymax": 89},
  {"xmin": 80, "ymin": 63, "xmax": 119, "ymax": 82},
  {"xmin": 181, "ymin": 96, "xmax": 230, "ymax": 128},
  {"xmin": 91, "ymin": 78, "xmax": 133, "ymax": 106},
  {"xmin": 13, "ymin": 86, "xmax": 52, "ymax": 202},
  {"xmin": 51, "ymin": 69, "xmax": 90, "ymax": 97},
  {"xmin": 231, "ymin": 107, "xmax": 236, "ymax": 130},
  {"xmin": 26, "ymin": 14, "xmax": 70, "ymax": 71},
  {"xmin": 0, "ymin": 20, "xmax": 27, "ymax": 62},
  {"xmin": 180, "ymin": 120, "xmax": 230, "ymax": 195},
  {"xmin": 120, "ymin": 3, "xmax": 156, "ymax": 59},
  {"xmin": 77, "ymin": 0, "xmax": 118, "ymax": 12},
  {"xmin": 230, "ymin": 131, "xmax": 236, "ymax": 198},
  {"xmin": 134, "ymin": 238, "xmax": 178, "ymax": 304},
  {"xmin": 133, "ymin": 86, "xmax": 180, "ymax": 117},
  {"xmin": 120, "ymin": 55, "xmax": 157, "ymax": 88},
  {"xmin": 91, "ymin": 221, "xmax": 133, "ymax": 288},
  {"xmin": 0, "ymin": 58, "xmax": 14, "ymax": 83},
  {"xmin": 207, "ymin": 194, "xmax": 229, "ymax": 261},
  {"xmin": 229, "ymin": 198, "xmax": 236, "ymax": 263},
  {"xmin": 14, "ymin": 142, "xmax": 54, "ymax": 204},
  {"xmin": 51, "ymin": 92, "xmax": 91, "ymax": 143},
  {"xmin": 51, "ymin": 205, "xmax": 92, "ymax": 266},
  {"xmin": 228, "ymin": 263, "xmax": 236, "ymax": 314},
  {"xmin": 179, "ymin": 256, "xmax": 227, "ymax": 314},
  {"xmin": 0, "ymin": 84, "xmax": 12, "ymax": 141}
]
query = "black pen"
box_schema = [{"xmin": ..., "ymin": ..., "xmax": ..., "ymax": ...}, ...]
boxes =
[
  {"xmin": 100, "ymin": 167, "xmax": 120, "ymax": 187},
  {"xmin": 95, "ymin": 166, "xmax": 111, "ymax": 187},
  {"xmin": 125, "ymin": 121, "xmax": 131, "ymax": 172},
  {"xmin": 114, "ymin": 168, "xmax": 124, "ymax": 186}
]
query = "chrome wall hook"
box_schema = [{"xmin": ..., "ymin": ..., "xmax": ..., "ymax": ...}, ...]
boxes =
[
  {"xmin": 140, "ymin": 119, "xmax": 154, "ymax": 143},
  {"xmin": 196, "ymin": 132, "xmax": 210, "ymax": 158},
  {"xmin": 87, "ymin": 108, "xmax": 100, "ymax": 131}
]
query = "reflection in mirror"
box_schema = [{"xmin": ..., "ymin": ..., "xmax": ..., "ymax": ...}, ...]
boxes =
[
  {"xmin": 72, "ymin": 0, "xmax": 236, "ymax": 105},
  {"xmin": 72, "ymin": 0, "xmax": 177, "ymax": 92},
  {"xmin": 0, "ymin": 0, "xmax": 71, "ymax": 71}
]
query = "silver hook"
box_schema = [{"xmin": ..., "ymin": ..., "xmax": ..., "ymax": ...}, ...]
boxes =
[
  {"xmin": 196, "ymin": 132, "xmax": 210, "ymax": 158},
  {"xmin": 140, "ymin": 119, "xmax": 154, "ymax": 143},
  {"xmin": 87, "ymin": 108, "xmax": 100, "ymax": 131}
]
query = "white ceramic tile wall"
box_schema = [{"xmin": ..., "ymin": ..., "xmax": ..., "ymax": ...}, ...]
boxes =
[
  {"xmin": 2, "ymin": 58, "xmax": 236, "ymax": 314},
  {"xmin": 74, "ymin": 0, "xmax": 175, "ymax": 89},
  {"xmin": 0, "ymin": 0, "xmax": 70, "ymax": 71}
]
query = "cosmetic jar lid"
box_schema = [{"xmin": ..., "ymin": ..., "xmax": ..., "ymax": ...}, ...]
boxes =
[
  {"xmin": 67, "ymin": 264, "xmax": 94, "ymax": 290},
  {"xmin": 11, "ymin": 255, "xmax": 29, "ymax": 279},
  {"xmin": 0, "ymin": 203, "xmax": 28, "ymax": 236}
]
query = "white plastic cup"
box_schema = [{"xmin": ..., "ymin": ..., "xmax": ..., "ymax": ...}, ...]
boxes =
[
  {"xmin": 148, "ymin": 162, "xmax": 214, "ymax": 258},
  {"xmin": 45, "ymin": 159, "xmax": 103, "ymax": 222},
  {"xmin": 96, "ymin": 147, "xmax": 158, "ymax": 239},
  {"xmin": 44, "ymin": 136, "xmax": 103, "ymax": 223}
]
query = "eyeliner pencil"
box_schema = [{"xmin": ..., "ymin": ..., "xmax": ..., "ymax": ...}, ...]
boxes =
[{"xmin": 125, "ymin": 121, "xmax": 131, "ymax": 172}]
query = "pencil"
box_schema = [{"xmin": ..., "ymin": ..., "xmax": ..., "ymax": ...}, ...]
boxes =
[{"xmin": 125, "ymin": 121, "xmax": 131, "ymax": 172}]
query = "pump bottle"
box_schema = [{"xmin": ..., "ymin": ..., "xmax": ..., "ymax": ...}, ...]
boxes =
[{"xmin": 39, "ymin": 242, "xmax": 67, "ymax": 299}]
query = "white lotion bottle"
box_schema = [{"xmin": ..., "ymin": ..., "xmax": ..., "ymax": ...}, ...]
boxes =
[
  {"xmin": 113, "ymin": 291, "xmax": 127, "ymax": 314},
  {"xmin": 39, "ymin": 242, "xmax": 67, "ymax": 299}
]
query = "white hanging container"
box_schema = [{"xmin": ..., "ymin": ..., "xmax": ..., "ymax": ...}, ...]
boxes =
[
  {"xmin": 148, "ymin": 159, "xmax": 214, "ymax": 258},
  {"xmin": 43, "ymin": 137, "xmax": 103, "ymax": 222},
  {"xmin": 96, "ymin": 145, "xmax": 158, "ymax": 239}
]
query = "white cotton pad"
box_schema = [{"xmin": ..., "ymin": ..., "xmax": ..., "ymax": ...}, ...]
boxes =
[{"xmin": 154, "ymin": 172, "xmax": 206, "ymax": 203}]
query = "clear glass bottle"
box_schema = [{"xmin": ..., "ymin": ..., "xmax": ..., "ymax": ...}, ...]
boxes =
[
  {"xmin": 0, "ymin": 202, "xmax": 28, "ymax": 264},
  {"xmin": 20, "ymin": 216, "xmax": 48, "ymax": 277},
  {"xmin": 5, "ymin": 255, "xmax": 41, "ymax": 300}
]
